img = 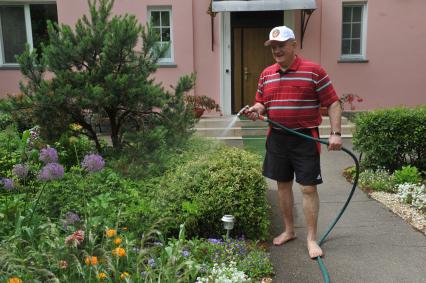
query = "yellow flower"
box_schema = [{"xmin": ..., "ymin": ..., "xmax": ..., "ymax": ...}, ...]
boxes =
[
  {"xmin": 113, "ymin": 237, "xmax": 122, "ymax": 245},
  {"xmin": 120, "ymin": 272, "xmax": 130, "ymax": 280},
  {"xmin": 112, "ymin": 247, "xmax": 126, "ymax": 257},
  {"xmin": 97, "ymin": 272, "xmax": 108, "ymax": 280},
  {"xmin": 70, "ymin": 123, "xmax": 83, "ymax": 131},
  {"xmin": 85, "ymin": 256, "xmax": 98, "ymax": 266},
  {"xmin": 106, "ymin": 229, "xmax": 117, "ymax": 238},
  {"xmin": 7, "ymin": 278, "xmax": 23, "ymax": 283}
]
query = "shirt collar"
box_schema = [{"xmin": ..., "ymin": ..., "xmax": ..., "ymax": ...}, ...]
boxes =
[{"xmin": 274, "ymin": 55, "xmax": 301, "ymax": 73}]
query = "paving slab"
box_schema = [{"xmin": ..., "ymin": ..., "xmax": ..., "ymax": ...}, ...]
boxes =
[{"xmin": 266, "ymin": 140, "xmax": 426, "ymax": 283}]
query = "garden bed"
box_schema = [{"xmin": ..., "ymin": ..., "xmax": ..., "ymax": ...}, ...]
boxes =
[{"xmin": 369, "ymin": 191, "xmax": 426, "ymax": 235}]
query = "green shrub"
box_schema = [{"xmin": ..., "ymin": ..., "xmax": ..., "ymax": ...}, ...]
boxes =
[
  {"xmin": 151, "ymin": 145, "xmax": 270, "ymax": 240},
  {"xmin": 358, "ymin": 169, "xmax": 396, "ymax": 192},
  {"xmin": 110, "ymin": 135, "xmax": 217, "ymax": 179},
  {"xmin": 54, "ymin": 131, "xmax": 96, "ymax": 168},
  {"xmin": 393, "ymin": 165, "xmax": 422, "ymax": 185},
  {"xmin": 37, "ymin": 168, "xmax": 151, "ymax": 234},
  {"xmin": 353, "ymin": 107, "xmax": 426, "ymax": 172},
  {"xmin": 0, "ymin": 127, "xmax": 21, "ymax": 177},
  {"xmin": 0, "ymin": 111, "xmax": 13, "ymax": 130}
]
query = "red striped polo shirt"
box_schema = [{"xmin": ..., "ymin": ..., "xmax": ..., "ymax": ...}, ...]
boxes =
[{"xmin": 255, "ymin": 55, "xmax": 339, "ymax": 129}]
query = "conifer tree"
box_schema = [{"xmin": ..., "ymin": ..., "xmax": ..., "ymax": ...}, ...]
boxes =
[{"xmin": 6, "ymin": 0, "xmax": 195, "ymax": 151}]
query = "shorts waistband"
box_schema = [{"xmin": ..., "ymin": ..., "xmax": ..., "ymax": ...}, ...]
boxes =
[{"xmin": 271, "ymin": 127, "xmax": 316, "ymax": 136}]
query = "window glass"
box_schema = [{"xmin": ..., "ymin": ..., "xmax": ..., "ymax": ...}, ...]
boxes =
[
  {"xmin": 30, "ymin": 4, "xmax": 58, "ymax": 58},
  {"xmin": 342, "ymin": 23, "xmax": 351, "ymax": 39},
  {"xmin": 352, "ymin": 39, "xmax": 361, "ymax": 54},
  {"xmin": 151, "ymin": 11, "xmax": 160, "ymax": 26},
  {"xmin": 352, "ymin": 23, "xmax": 361, "ymax": 38},
  {"xmin": 150, "ymin": 9, "xmax": 172, "ymax": 61},
  {"xmin": 341, "ymin": 5, "xmax": 365, "ymax": 57},
  {"xmin": 352, "ymin": 7, "xmax": 362, "ymax": 22},
  {"xmin": 0, "ymin": 6, "xmax": 27, "ymax": 63},
  {"xmin": 0, "ymin": 4, "xmax": 58, "ymax": 64},
  {"xmin": 161, "ymin": 11, "xmax": 170, "ymax": 26},
  {"xmin": 342, "ymin": 7, "xmax": 352, "ymax": 22}
]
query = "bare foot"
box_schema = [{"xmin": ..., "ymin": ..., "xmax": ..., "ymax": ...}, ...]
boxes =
[
  {"xmin": 307, "ymin": 240, "xmax": 323, "ymax": 259},
  {"xmin": 273, "ymin": 231, "xmax": 296, "ymax": 246}
]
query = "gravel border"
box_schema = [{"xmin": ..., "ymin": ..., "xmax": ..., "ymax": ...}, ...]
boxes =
[{"xmin": 369, "ymin": 191, "xmax": 426, "ymax": 235}]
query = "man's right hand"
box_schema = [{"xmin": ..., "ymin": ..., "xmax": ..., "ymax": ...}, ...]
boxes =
[
  {"xmin": 245, "ymin": 106, "xmax": 260, "ymax": 121},
  {"xmin": 244, "ymin": 103, "xmax": 265, "ymax": 121}
]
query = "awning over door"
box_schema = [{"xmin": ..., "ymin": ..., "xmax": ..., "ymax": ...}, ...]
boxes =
[{"xmin": 212, "ymin": 0, "xmax": 316, "ymax": 12}]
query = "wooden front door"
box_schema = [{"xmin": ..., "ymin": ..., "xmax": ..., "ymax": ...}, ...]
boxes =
[{"xmin": 232, "ymin": 27, "xmax": 275, "ymax": 113}]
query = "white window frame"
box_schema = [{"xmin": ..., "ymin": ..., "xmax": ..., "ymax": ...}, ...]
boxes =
[
  {"xmin": 148, "ymin": 6, "xmax": 174, "ymax": 64},
  {"xmin": 340, "ymin": 2, "xmax": 368, "ymax": 61},
  {"xmin": 0, "ymin": 1, "xmax": 56, "ymax": 66}
]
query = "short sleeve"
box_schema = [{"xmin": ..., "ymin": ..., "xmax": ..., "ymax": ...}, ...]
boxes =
[{"xmin": 315, "ymin": 67, "xmax": 339, "ymax": 107}]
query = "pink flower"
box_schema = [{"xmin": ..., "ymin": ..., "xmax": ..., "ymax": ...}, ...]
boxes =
[
  {"xmin": 65, "ymin": 230, "xmax": 85, "ymax": 246},
  {"xmin": 59, "ymin": 260, "xmax": 68, "ymax": 269}
]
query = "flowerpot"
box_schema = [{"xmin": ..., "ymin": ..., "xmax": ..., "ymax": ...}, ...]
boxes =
[{"xmin": 194, "ymin": 108, "xmax": 205, "ymax": 118}]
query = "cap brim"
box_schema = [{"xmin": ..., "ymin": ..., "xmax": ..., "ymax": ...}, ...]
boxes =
[{"xmin": 264, "ymin": 38, "xmax": 294, "ymax": 46}]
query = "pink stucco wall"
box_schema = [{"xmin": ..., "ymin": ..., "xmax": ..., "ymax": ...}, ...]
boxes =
[
  {"xmin": 1, "ymin": 0, "xmax": 425, "ymax": 110},
  {"xmin": 0, "ymin": 0, "xmax": 204, "ymax": 98},
  {"xmin": 317, "ymin": 0, "xmax": 426, "ymax": 109}
]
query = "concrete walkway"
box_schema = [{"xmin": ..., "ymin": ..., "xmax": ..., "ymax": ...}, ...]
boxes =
[{"xmin": 267, "ymin": 140, "xmax": 426, "ymax": 283}]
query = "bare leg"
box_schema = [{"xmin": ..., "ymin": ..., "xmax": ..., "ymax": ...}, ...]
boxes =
[
  {"xmin": 273, "ymin": 181, "xmax": 297, "ymax": 245},
  {"xmin": 301, "ymin": 185, "xmax": 323, "ymax": 258}
]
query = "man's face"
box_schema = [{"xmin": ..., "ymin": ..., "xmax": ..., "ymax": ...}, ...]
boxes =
[{"xmin": 270, "ymin": 40, "xmax": 296, "ymax": 67}]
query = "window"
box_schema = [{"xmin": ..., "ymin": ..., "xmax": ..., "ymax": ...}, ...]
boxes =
[
  {"xmin": 0, "ymin": 3, "xmax": 58, "ymax": 65},
  {"xmin": 149, "ymin": 7, "xmax": 173, "ymax": 63},
  {"xmin": 341, "ymin": 3, "xmax": 367, "ymax": 60}
]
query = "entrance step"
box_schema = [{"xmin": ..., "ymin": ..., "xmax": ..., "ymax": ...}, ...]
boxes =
[{"xmin": 194, "ymin": 115, "xmax": 355, "ymax": 147}]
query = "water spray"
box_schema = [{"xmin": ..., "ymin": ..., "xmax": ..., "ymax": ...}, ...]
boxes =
[{"xmin": 238, "ymin": 106, "xmax": 360, "ymax": 283}]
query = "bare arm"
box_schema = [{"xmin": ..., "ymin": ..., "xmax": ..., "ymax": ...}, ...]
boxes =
[{"xmin": 327, "ymin": 100, "xmax": 342, "ymax": 150}]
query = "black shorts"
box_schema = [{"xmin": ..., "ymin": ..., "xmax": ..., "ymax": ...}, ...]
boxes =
[{"xmin": 263, "ymin": 128, "xmax": 323, "ymax": 186}]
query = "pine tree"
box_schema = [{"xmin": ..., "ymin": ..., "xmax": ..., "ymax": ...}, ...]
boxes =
[{"xmin": 7, "ymin": 0, "xmax": 195, "ymax": 151}]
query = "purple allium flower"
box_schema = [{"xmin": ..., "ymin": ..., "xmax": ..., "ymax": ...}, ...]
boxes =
[
  {"xmin": 1, "ymin": 178, "xmax": 15, "ymax": 190},
  {"xmin": 81, "ymin": 154, "xmax": 105, "ymax": 173},
  {"xmin": 12, "ymin": 164, "xmax": 29, "ymax": 179},
  {"xmin": 182, "ymin": 250, "xmax": 190, "ymax": 257},
  {"xmin": 64, "ymin": 212, "xmax": 80, "ymax": 229},
  {"xmin": 148, "ymin": 258, "xmax": 156, "ymax": 268},
  {"xmin": 39, "ymin": 147, "xmax": 58, "ymax": 164},
  {"xmin": 38, "ymin": 163, "xmax": 64, "ymax": 181}
]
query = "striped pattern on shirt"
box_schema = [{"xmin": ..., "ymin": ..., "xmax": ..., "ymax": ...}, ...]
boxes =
[{"xmin": 255, "ymin": 55, "xmax": 339, "ymax": 129}]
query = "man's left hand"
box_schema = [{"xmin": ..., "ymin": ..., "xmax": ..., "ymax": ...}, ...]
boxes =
[{"xmin": 328, "ymin": 135, "xmax": 342, "ymax": 151}]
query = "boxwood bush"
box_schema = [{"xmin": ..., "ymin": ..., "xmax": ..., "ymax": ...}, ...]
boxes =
[
  {"xmin": 150, "ymin": 145, "xmax": 270, "ymax": 240},
  {"xmin": 353, "ymin": 107, "xmax": 426, "ymax": 172}
]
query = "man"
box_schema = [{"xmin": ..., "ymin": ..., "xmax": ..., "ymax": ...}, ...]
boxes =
[{"xmin": 244, "ymin": 26, "xmax": 342, "ymax": 259}]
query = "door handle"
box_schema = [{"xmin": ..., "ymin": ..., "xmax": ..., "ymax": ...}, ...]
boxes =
[{"xmin": 244, "ymin": 67, "xmax": 250, "ymax": 81}]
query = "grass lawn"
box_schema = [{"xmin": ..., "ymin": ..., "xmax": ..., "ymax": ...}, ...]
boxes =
[{"xmin": 242, "ymin": 136, "xmax": 266, "ymax": 160}]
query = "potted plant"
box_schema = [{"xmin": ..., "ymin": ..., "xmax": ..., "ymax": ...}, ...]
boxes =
[
  {"xmin": 339, "ymin": 93, "xmax": 363, "ymax": 111},
  {"xmin": 185, "ymin": 95, "xmax": 220, "ymax": 118}
]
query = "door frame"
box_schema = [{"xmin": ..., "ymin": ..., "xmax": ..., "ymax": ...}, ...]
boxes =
[
  {"xmin": 220, "ymin": 11, "xmax": 294, "ymax": 115},
  {"xmin": 220, "ymin": 12, "xmax": 232, "ymax": 116}
]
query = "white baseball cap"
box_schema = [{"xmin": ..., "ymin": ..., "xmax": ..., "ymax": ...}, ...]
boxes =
[{"xmin": 264, "ymin": 26, "xmax": 295, "ymax": 46}]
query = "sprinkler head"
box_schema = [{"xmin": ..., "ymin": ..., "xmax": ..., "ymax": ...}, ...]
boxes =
[{"xmin": 236, "ymin": 105, "xmax": 250, "ymax": 117}]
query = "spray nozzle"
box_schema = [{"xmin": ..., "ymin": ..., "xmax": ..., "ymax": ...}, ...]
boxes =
[{"xmin": 237, "ymin": 105, "xmax": 250, "ymax": 117}]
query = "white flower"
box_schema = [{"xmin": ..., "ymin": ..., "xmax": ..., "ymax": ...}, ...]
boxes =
[{"xmin": 196, "ymin": 261, "xmax": 250, "ymax": 283}]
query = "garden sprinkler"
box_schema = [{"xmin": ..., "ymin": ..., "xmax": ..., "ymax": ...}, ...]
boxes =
[{"xmin": 238, "ymin": 106, "xmax": 360, "ymax": 283}]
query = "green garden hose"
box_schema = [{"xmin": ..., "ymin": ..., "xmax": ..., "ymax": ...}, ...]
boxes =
[{"xmin": 255, "ymin": 114, "xmax": 360, "ymax": 283}]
